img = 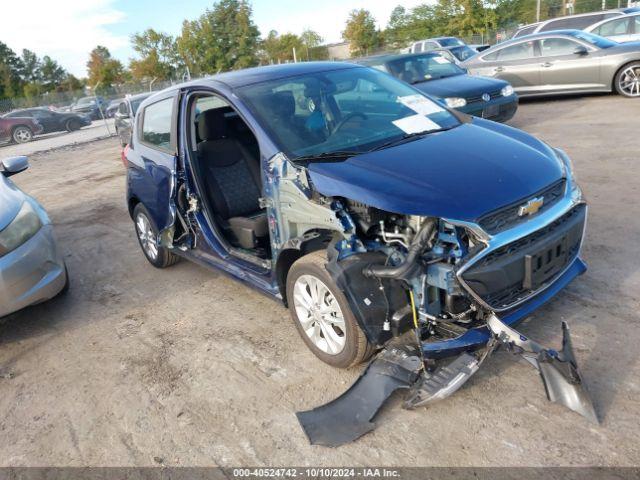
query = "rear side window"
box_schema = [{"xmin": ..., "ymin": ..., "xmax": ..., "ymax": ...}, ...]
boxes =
[
  {"xmin": 594, "ymin": 17, "xmax": 631, "ymax": 36},
  {"xmin": 485, "ymin": 41, "xmax": 536, "ymax": 61},
  {"xmin": 141, "ymin": 98, "xmax": 173, "ymax": 152},
  {"xmin": 540, "ymin": 14, "xmax": 611, "ymax": 31},
  {"xmin": 414, "ymin": 42, "xmax": 423, "ymax": 53}
]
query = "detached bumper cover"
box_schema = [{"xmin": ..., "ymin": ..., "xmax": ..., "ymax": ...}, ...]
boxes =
[
  {"xmin": 0, "ymin": 224, "xmax": 67, "ymax": 317},
  {"xmin": 297, "ymin": 310, "xmax": 597, "ymax": 446}
]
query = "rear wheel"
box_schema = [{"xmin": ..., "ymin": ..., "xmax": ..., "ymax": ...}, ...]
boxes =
[
  {"xmin": 133, "ymin": 203, "xmax": 179, "ymax": 268},
  {"xmin": 614, "ymin": 62, "xmax": 640, "ymax": 97},
  {"xmin": 286, "ymin": 250, "xmax": 375, "ymax": 368},
  {"xmin": 12, "ymin": 126, "xmax": 33, "ymax": 143}
]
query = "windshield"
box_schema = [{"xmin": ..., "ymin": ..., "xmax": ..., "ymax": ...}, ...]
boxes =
[
  {"xmin": 568, "ymin": 31, "xmax": 617, "ymax": 48},
  {"xmin": 386, "ymin": 53, "xmax": 465, "ymax": 83},
  {"xmin": 439, "ymin": 38, "xmax": 464, "ymax": 47},
  {"xmin": 449, "ymin": 45, "xmax": 478, "ymax": 61},
  {"xmin": 238, "ymin": 66, "xmax": 460, "ymax": 160}
]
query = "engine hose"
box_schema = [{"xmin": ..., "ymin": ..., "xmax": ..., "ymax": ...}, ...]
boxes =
[{"xmin": 362, "ymin": 218, "xmax": 437, "ymax": 280}]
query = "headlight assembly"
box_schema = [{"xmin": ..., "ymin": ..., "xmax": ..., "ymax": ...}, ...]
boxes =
[
  {"xmin": 0, "ymin": 201, "xmax": 42, "ymax": 257},
  {"xmin": 444, "ymin": 97, "xmax": 467, "ymax": 108},
  {"xmin": 501, "ymin": 85, "xmax": 514, "ymax": 97}
]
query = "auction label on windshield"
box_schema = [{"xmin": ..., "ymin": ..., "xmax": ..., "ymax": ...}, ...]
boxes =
[
  {"xmin": 392, "ymin": 114, "xmax": 440, "ymax": 134},
  {"xmin": 397, "ymin": 94, "xmax": 444, "ymax": 116}
]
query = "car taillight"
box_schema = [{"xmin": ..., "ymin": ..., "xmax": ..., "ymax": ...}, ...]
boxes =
[{"xmin": 121, "ymin": 144, "xmax": 130, "ymax": 167}]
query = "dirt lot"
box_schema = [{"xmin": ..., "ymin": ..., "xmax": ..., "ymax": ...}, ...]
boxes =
[{"xmin": 1, "ymin": 95, "xmax": 639, "ymax": 467}]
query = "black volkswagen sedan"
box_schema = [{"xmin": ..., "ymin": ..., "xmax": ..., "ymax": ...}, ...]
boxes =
[
  {"xmin": 3, "ymin": 108, "xmax": 91, "ymax": 134},
  {"xmin": 357, "ymin": 52, "xmax": 518, "ymax": 122}
]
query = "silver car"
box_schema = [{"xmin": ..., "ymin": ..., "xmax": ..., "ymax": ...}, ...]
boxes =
[
  {"xmin": 586, "ymin": 12, "xmax": 640, "ymax": 43},
  {"xmin": 0, "ymin": 156, "xmax": 68, "ymax": 317},
  {"xmin": 463, "ymin": 30, "xmax": 640, "ymax": 98}
]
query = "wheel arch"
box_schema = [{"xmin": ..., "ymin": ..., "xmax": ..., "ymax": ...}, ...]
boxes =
[
  {"xmin": 612, "ymin": 60, "xmax": 640, "ymax": 92},
  {"xmin": 275, "ymin": 228, "xmax": 339, "ymax": 306}
]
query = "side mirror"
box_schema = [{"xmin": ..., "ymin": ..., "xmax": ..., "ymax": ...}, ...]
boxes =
[
  {"xmin": 1, "ymin": 156, "xmax": 29, "ymax": 177},
  {"xmin": 460, "ymin": 67, "xmax": 469, "ymax": 74},
  {"xmin": 573, "ymin": 46, "xmax": 588, "ymax": 56},
  {"xmin": 116, "ymin": 112, "xmax": 130, "ymax": 120}
]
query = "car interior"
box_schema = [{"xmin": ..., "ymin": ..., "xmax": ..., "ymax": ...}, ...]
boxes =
[{"xmin": 187, "ymin": 94, "xmax": 269, "ymax": 259}]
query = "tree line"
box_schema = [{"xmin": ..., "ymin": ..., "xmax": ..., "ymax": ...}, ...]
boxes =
[{"xmin": 0, "ymin": 0, "xmax": 625, "ymax": 103}]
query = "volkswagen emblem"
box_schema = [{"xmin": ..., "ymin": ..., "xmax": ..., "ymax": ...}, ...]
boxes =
[{"xmin": 482, "ymin": 93, "xmax": 491, "ymax": 102}]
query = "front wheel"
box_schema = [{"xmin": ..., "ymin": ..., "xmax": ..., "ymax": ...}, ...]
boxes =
[
  {"xmin": 133, "ymin": 203, "xmax": 179, "ymax": 268},
  {"xmin": 66, "ymin": 119, "xmax": 81, "ymax": 132},
  {"xmin": 286, "ymin": 250, "xmax": 375, "ymax": 368},
  {"xmin": 614, "ymin": 62, "xmax": 640, "ymax": 97},
  {"xmin": 12, "ymin": 126, "xmax": 33, "ymax": 143}
]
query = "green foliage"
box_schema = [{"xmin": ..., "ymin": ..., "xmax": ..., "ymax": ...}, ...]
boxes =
[
  {"xmin": 261, "ymin": 29, "xmax": 327, "ymax": 63},
  {"xmin": 130, "ymin": 29, "xmax": 180, "ymax": 81},
  {"xmin": 342, "ymin": 9, "xmax": 381, "ymax": 57},
  {"xmin": 87, "ymin": 46, "xmax": 125, "ymax": 91},
  {"xmin": 176, "ymin": 0, "xmax": 260, "ymax": 75}
]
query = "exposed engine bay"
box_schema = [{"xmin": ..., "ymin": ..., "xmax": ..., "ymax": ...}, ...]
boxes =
[{"xmin": 293, "ymin": 190, "xmax": 595, "ymax": 447}]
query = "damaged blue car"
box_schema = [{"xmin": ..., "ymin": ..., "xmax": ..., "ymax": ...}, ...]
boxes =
[{"xmin": 125, "ymin": 62, "xmax": 595, "ymax": 446}]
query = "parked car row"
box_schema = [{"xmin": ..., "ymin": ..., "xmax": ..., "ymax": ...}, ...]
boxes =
[{"xmin": 463, "ymin": 30, "xmax": 640, "ymax": 98}]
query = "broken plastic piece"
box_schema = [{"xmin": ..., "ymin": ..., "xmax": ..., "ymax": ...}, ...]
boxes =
[
  {"xmin": 486, "ymin": 314, "xmax": 598, "ymax": 423},
  {"xmin": 296, "ymin": 347, "xmax": 421, "ymax": 447}
]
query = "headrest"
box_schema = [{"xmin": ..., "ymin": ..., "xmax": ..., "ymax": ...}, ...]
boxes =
[
  {"xmin": 272, "ymin": 91, "xmax": 295, "ymax": 118},
  {"xmin": 198, "ymin": 108, "xmax": 227, "ymax": 141}
]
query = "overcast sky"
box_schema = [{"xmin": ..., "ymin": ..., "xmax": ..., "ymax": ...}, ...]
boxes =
[{"xmin": 2, "ymin": 0, "xmax": 427, "ymax": 78}]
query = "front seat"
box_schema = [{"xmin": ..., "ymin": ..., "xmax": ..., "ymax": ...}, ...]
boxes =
[{"xmin": 197, "ymin": 108, "xmax": 268, "ymax": 250}]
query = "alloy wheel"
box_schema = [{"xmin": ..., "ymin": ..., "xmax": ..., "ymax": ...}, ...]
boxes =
[
  {"xmin": 13, "ymin": 127, "xmax": 32, "ymax": 143},
  {"xmin": 618, "ymin": 65, "xmax": 640, "ymax": 97},
  {"xmin": 292, "ymin": 274, "xmax": 346, "ymax": 355},
  {"xmin": 135, "ymin": 212, "xmax": 158, "ymax": 261}
]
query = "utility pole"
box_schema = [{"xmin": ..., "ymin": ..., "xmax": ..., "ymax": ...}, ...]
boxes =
[
  {"xmin": 602, "ymin": 0, "xmax": 606, "ymax": 10},
  {"xmin": 536, "ymin": 0, "xmax": 541, "ymax": 22}
]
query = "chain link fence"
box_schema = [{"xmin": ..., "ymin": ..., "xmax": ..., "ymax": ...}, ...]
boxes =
[{"xmin": 0, "ymin": 78, "xmax": 183, "ymax": 115}]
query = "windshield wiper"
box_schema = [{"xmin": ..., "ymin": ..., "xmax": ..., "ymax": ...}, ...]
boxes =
[
  {"xmin": 292, "ymin": 150, "xmax": 362, "ymax": 164},
  {"xmin": 369, "ymin": 126, "xmax": 456, "ymax": 152}
]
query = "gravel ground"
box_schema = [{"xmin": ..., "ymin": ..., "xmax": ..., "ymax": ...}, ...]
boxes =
[
  {"xmin": 0, "ymin": 119, "xmax": 115, "ymax": 157},
  {"xmin": 0, "ymin": 95, "xmax": 639, "ymax": 467}
]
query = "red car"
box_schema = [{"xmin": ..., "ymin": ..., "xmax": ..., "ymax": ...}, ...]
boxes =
[{"xmin": 0, "ymin": 115, "xmax": 44, "ymax": 144}]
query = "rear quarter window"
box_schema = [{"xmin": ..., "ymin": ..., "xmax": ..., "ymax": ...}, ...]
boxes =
[{"xmin": 140, "ymin": 97, "xmax": 174, "ymax": 152}]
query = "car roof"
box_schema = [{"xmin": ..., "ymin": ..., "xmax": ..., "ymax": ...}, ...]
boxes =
[
  {"xmin": 486, "ymin": 29, "xmax": 590, "ymax": 48},
  {"xmin": 126, "ymin": 92, "xmax": 153, "ymax": 101},
  {"xmin": 152, "ymin": 62, "xmax": 362, "ymax": 98},
  {"xmin": 356, "ymin": 51, "xmax": 447, "ymax": 65}
]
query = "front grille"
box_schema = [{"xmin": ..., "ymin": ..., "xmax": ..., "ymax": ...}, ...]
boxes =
[
  {"xmin": 460, "ymin": 203, "xmax": 586, "ymax": 311},
  {"xmin": 466, "ymin": 89, "xmax": 502, "ymax": 104},
  {"xmin": 478, "ymin": 179, "xmax": 566, "ymax": 235}
]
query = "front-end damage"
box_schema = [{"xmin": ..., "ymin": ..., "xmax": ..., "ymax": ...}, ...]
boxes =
[{"xmin": 266, "ymin": 151, "xmax": 595, "ymax": 447}]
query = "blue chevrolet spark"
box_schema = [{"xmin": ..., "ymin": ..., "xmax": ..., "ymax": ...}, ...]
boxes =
[{"xmin": 125, "ymin": 62, "xmax": 595, "ymax": 445}]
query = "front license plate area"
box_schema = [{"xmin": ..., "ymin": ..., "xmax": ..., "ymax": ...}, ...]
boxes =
[
  {"xmin": 524, "ymin": 236, "xmax": 569, "ymax": 290},
  {"xmin": 483, "ymin": 104, "xmax": 500, "ymax": 118}
]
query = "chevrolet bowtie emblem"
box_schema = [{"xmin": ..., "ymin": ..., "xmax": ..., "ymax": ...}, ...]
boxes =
[{"xmin": 518, "ymin": 196, "xmax": 544, "ymax": 217}]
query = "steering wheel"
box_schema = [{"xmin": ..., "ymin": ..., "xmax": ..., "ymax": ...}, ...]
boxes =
[{"xmin": 330, "ymin": 112, "xmax": 368, "ymax": 135}]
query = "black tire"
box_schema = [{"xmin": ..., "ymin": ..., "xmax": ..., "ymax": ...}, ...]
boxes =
[
  {"xmin": 12, "ymin": 126, "xmax": 33, "ymax": 144},
  {"xmin": 66, "ymin": 119, "xmax": 81, "ymax": 132},
  {"xmin": 132, "ymin": 203, "xmax": 179, "ymax": 269},
  {"xmin": 286, "ymin": 250, "xmax": 375, "ymax": 369},
  {"xmin": 614, "ymin": 61, "xmax": 640, "ymax": 98}
]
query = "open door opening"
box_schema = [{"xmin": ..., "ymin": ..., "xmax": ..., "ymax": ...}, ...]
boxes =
[{"xmin": 186, "ymin": 93, "xmax": 271, "ymax": 260}]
